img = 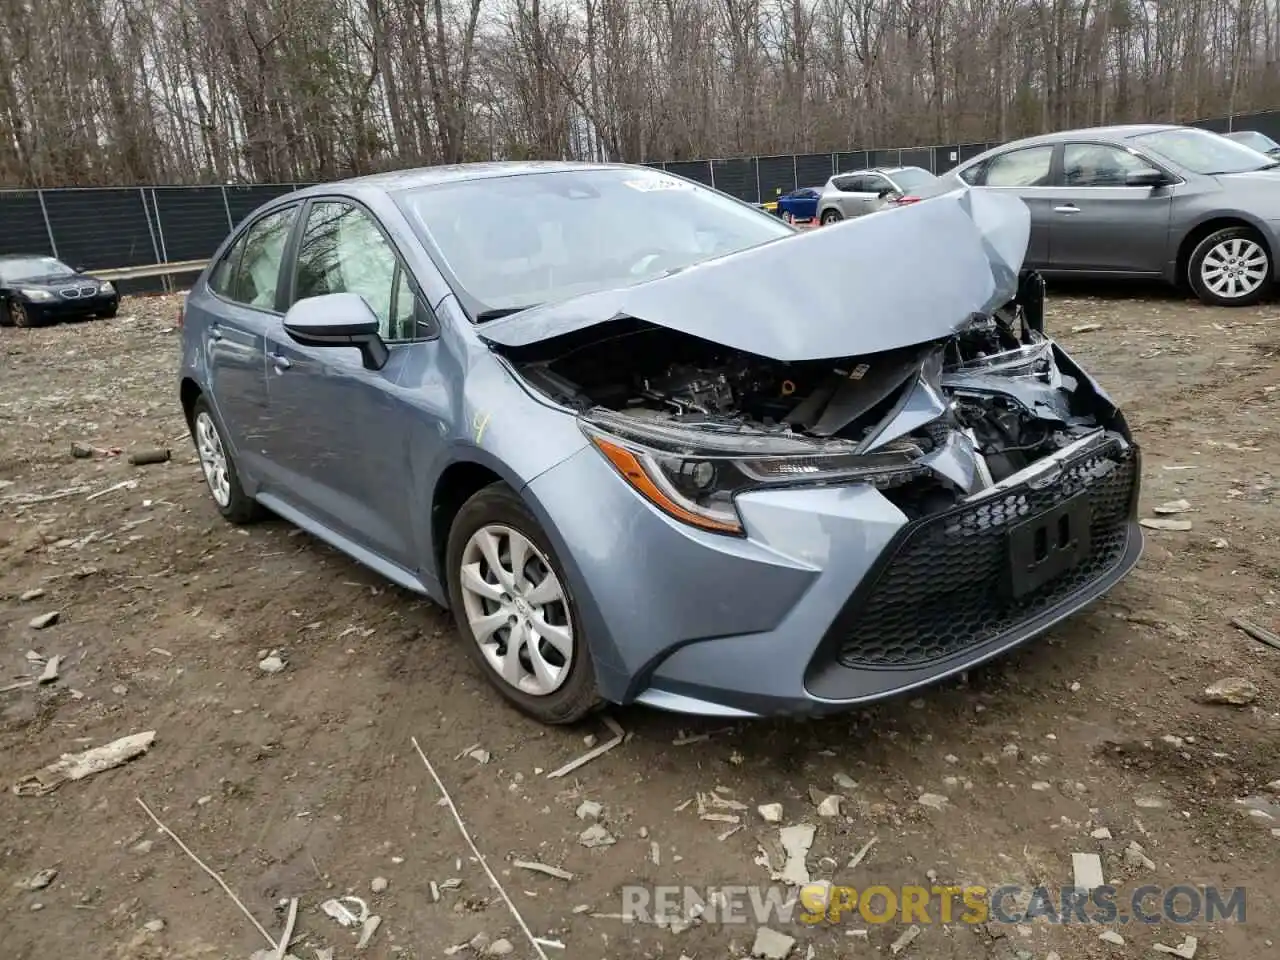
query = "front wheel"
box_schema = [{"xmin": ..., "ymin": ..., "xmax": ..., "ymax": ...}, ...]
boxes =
[
  {"xmin": 1188, "ymin": 227, "xmax": 1272, "ymax": 307},
  {"xmin": 445, "ymin": 483, "xmax": 602, "ymax": 725},
  {"xmin": 821, "ymin": 209, "xmax": 843, "ymax": 225},
  {"xmin": 98, "ymin": 306, "xmax": 118, "ymax": 319},
  {"xmin": 10, "ymin": 301, "xmax": 33, "ymax": 327}
]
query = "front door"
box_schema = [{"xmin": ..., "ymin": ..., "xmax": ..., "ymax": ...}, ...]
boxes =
[
  {"xmin": 259, "ymin": 198, "xmax": 432, "ymax": 571},
  {"xmin": 1044, "ymin": 142, "xmax": 1175, "ymax": 275}
]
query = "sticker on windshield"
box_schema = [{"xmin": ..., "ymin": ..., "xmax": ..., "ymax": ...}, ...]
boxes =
[{"xmin": 623, "ymin": 176, "xmax": 695, "ymax": 192}]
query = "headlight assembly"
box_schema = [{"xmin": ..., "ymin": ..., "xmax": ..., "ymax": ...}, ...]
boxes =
[
  {"xmin": 581, "ymin": 413, "xmax": 925, "ymax": 536},
  {"xmin": 20, "ymin": 288, "xmax": 55, "ymax": 301}
]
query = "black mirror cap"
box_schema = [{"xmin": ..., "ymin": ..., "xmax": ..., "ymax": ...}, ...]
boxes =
[
  {"xmin": 1125, "ymin": 169, "xmax": 1169, "ymax": 187},
  {"xmin": 285, "ymin": 324, "xmax": 389, "ymax": 370}
]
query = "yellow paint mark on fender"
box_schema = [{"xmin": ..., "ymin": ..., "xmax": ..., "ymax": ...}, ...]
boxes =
[{"xmin": 473, "ymin": 411, "xmax": 492, "ymax": 444}]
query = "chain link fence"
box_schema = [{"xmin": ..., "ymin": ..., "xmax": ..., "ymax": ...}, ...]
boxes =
[{"xmin": 3, "ymin": 109, "xmax": 1275, "ymax": 282}]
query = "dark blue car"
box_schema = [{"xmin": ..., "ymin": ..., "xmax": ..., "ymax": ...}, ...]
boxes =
[{"xmin": 777, "ymin": 187, "xmax": 820, "ymax": 221}]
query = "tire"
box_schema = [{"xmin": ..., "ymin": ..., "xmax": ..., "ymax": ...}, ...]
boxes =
[
  {"xmin": 820, "ymin": 208, "xmax": 843, "ymax": 225},
  {"xmin": 98, "ymin": 307, "xmax": 118, "ymax": 319},
  {"xmin": 10, "ymin": 301, "xmax": 33, "ymax": 327},
  {"xmin": 445, "ymin": 482, "xmax": 602, "ymax": 725},
  {"xmin": 0, "ymin": 300, "xmax": 12, "ymax": 328},
  {"xmin": 189, "ymin": 395, "xmax": 262, "ymax": 524},
  {"xmin": 1187, "ymin": 226, "xmax": 1273, "ymax": 307}
]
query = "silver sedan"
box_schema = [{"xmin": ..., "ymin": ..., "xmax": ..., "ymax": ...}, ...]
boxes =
[{"xmin": 918, "ymin": 124, "xmax": 1280, "ymax": 306}]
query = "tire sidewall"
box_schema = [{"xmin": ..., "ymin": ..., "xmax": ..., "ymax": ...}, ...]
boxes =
[
  {"xmin": 445, "ymin": 483, "xmax": 599, "ymax": 724},
  {"xmin": 12, "ymin": 301, "xmax": 32, "ymax": 327},
  {"xmin": 1188, "ymin": 228, "xmax": 1272, "ymax": 307},
  {"xmin": 821, "ymin": 209, "xmax": 842, "ymax": 225}
]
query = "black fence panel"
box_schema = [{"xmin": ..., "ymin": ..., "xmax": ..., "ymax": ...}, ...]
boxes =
[
  {"xmin": 711, "ymin": 158, "xmax": 757, "ymax": 201},
  {"xmin": 225, "ymin": 184, "xmax": 300, "ymax": 227},
  {"xmin": 795, "ymin": 153, "xmax": 833, "ymax": 187},
  {"xmin": 957, "ymin": 142, "xmax": 989, "ymax": 165},
  {"xmin": 665, "ymin": 160, "xmax": 713, "ymax": 187},
  {"xmin": 42, "ymin": 188, "xmax": 156, "ymax": 269},
  {"xmin": 899, "ymin": 148, "xmax": 934, "ymax": 172},
  {"xmin": 643, "ymin": 161, "xmax": 666, "ymax": 169},
  {"xmin": 1190, "ymin": 116, "xmax": 1230, "ymax": 134},
  {"xmin": 0, "ymin": 191, "xmax": 54, "ymax": 257},
  {"xmin": 756, "ymin": 155, "xmax": 796, "ymax": 202},
  {"xmin": 152, "ymin": 186, "xmax": 232, "ymax": 262},
  {"xmin": 870, "ymin": 149, "xmax": 901, "ymax": 168}
]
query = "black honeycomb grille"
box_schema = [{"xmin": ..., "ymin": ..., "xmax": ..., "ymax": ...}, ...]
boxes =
[{"xmin": 832, "ymin": 436, "xmax": 1139, "ymax": 668}]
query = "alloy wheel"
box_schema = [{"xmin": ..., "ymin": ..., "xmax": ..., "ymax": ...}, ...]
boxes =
[
  {"xmin": 194, "ymin": 411, "xmax": 232, "ymax": 507},
  {"xmin": 458, "ymin": 524, "xmax": 574, "ymax": 697},
  {"xmin": 1200, "ymin": 238, "xmax": 1268, "ymax": 300}
]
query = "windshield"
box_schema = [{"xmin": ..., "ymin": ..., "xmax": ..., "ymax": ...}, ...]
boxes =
[
  {"xmin": 1225, "ymin": 130, "xmax": 1279, "ymax": 153},
  {"xmin": 0, "ymin": 256, "xmax": 75, "ymax": 283},
  {"xmin": 1130, "ymin": 127, "xmax": 1276, "ymax": 175},
  {"xmin": 395, "ymin": 168, "xmax": 793, "ymax": 316},
  {"xmin": 890, "ymin": 167, "xmax": 937, "ymax": 191}
]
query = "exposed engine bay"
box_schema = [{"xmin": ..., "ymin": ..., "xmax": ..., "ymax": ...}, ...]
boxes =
[{"xmin": 505, "ymin": 270, "xmax": 1130, "ymax": 516}]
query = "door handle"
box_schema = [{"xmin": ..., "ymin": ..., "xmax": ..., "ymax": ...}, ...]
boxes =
[
  {"xmin": 268, "ymin": 352, "xmax": 292, "ymax": 370},
  {"xmin": 1054, "ymin": 204, "xmax": 1080, "ymax": 213}
]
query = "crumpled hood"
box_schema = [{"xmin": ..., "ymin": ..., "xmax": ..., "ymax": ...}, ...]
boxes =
[{"xmin": 477, "ymin": 186, "xmax": 1031, "ymax": 362}]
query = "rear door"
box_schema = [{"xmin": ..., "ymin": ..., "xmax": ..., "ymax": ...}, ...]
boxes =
[
  {"xmin": 198, "ymin": 204, "xmax": 299, "ymax": 480},
  {"xmin": 1042, "ymin": 141, "xmax": 1175, "ymax": 275},
  {"xmin": 973, "ymin": 144, "xmax": 1058, "ymax": 268}
]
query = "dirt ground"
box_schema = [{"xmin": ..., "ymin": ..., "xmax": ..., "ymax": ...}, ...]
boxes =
[{"xmin": 1, "ymin": 287, "xmax": 1277, "ymax": 960}]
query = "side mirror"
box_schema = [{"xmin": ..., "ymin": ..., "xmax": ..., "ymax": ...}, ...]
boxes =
[
  {"xmin": 74, "ymin": 264, "xmax": 87, "ymax": 273},
  {"xmin": 1125, "ymin": 169, "xmax": 1168, "ymax": 188},
  {"xmin": 877, "ymin": 187, "xmax": 895, "ymax": 199},
  {"xmin": 283, "ymin": 292, "xmax": 389, "ymax": 370}
]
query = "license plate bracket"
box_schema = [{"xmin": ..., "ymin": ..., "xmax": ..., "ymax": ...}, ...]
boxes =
[{"xmin": 1005, "ymin": 495, "xmax": 1092, "ymax": 599}]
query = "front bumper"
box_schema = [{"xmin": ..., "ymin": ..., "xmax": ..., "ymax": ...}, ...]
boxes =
[
  {"xmin": 23, "ymin": 293, "xmax": 119, "ymax": 323},
  {"xmin": 527, "ymin": 430, "xmax": 1142, "ymax": 717}
]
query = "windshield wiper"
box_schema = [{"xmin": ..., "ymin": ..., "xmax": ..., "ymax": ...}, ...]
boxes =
[{"xmin": 476, "ymin": 305, "xmax": 539, "ymax": 322}]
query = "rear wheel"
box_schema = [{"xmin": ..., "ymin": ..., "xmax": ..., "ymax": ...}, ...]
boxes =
[
  {"xmin": 1188, "ymin": 227, "xmax": 1272, "ymax": 307},
  {"xmin": 821, "ymin": 208, "xmax": 843, "ymax": 225},
  {"xmin": 445, "ymin": 482, "xmax": 602, "ymax": 725},
  {"xmin": 190, "ymin": 396, "xmax": 262, "ymax": 524}
]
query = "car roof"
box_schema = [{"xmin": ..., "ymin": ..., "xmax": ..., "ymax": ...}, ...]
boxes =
[
  {"xmin": 985, "ymin": 124, "xmax": 1182, "ymax": 152},
  {"xmin": 830, "ymin": 166, "xmax": 916, "ymax": 178},
  {"xmin": 304, "ymin": 160, "xmax": 640, "ymax": 195},
  {"xmin": 0, "ymin": 253, "xmax": 60, "ymax": 261}
]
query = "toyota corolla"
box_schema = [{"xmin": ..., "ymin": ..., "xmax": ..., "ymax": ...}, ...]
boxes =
[{"xmin": 178, "ymin": 162, "xmax": 1143, "ymax": 724}]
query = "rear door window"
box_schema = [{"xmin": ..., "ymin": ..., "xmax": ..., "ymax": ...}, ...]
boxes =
[{"xmin": 213, "ymin": 206, "xmax": 298, "ymax": 309}]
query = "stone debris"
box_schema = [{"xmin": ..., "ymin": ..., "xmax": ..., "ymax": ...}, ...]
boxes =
[
  {"xmin": 832, "ymin": 773, "xmax": 857, "ymax": 790},
  {"xmin": 1099, "ymin": 930, "xmax": 1125, "ymax": 946},
  {"xmin": 1153, "ymin": 499, "xmax": 1191, "ymax": 515},
  {"xmin": 370, "ymin": 876, "xmax": 389, "ymax": 893},
  {"xmin": 1134, "ymin": 796, "xmax": 1166, "ymax": 809},
  {"xmin": 1153, "ymin": 935, "xmax": 1198, "ymax": 958},
  {"xmin": 467, "ymin": 748, "xmax": 491, "ymax": 764},
  {"xmin": 1139, "ymin": 518, "xmax": 1192, "ymax": 531},
  {"xmin": 578, "ymin": 824, "xmax": 616, "ymax": 848},
  {"xmin": 142, "ymin": 919, "xmax": 165, "ymax": 933},
  {"xmin": 485, "ymin": 939, "xmax": 514, "ymax": 956},
  {"xmin": 1203, "ymin": 677, "xmax": 1257, "ymax": 706},
  {"xmin": 1123, "ymin": 841, "xmax": 1155, "ymax": 870},
  {"xmin": 19, "ymin": 588, "xmax": 45, "ymax": 602},
  {"xmin": 1090, "ymin": 827, "xmax": 1113, "ymax": 840},
  {"xmin": 751, "ymin": 926, "xmax": 796, "ymax": 959},
  {"xmin": 15, "ymin": 868, "xmax": 57, "ymax": 891},
  {"xmin": 576, "ymin": 800, "xmax": 602, "ymax": 820},
  {"xmin": 257, "ymin": 651, "xmax": 287, "ymax": 674},
  {"xmin": 38, "ymin": 655, "xmax": 62, "ymax": 684},
  {"xmin": 29, "ymin": 611, "xmax": 60, "ymax": 630},
  {"xmin": 890, "ymin": 924, "xmax": 922, "ymax": 955},
  {"xmin": 757, "ymin": 803, "xmax": 783, "ymax": 823},
  {"xmin": 917, "ymin": 793, "xmax": 948, "ymax": 810},
  {"xmin": 1072, "ymin": 852, "xmax": 1105, "ymax": 891}
]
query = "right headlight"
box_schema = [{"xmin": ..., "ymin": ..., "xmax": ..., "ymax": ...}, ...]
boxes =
[{"xmin": 581, "ymin": 412, "xmax": 926, "ymax": 536}]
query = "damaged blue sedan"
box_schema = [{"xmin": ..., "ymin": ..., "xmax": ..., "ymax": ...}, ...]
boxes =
[{"xmin": 178, "ymin": 162, "xmax": 1142, "ymax": 724}]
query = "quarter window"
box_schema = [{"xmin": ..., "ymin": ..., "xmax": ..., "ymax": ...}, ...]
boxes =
[
  {"xmin": 214, "ymin": 206, "xmax": 297, "ymax": 309},
  {"xmin": 1062, "ymin": 143, "xmax": 1160, "ymax": 187},
  {"xmin": 983, "ymin": 146, "xmax": 1055, "ymax": 187},
  {"xmin": 292, "ymin": 201, "xmax": 422, "ymax": 341}
]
